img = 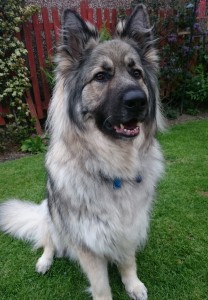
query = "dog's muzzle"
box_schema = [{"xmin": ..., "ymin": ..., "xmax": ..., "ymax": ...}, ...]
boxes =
[
  {"xmin": 96, "ymin": 88, "xmax": 148, "ymax": 139},
  {"xmin": 112, "ymin": 88, "xmax": 148, "ymax": 138}
]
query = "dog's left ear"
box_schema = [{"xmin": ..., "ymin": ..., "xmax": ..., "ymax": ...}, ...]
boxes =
[{"xmin": 117, "ymin": 5, "xmax": 157, "ymax": 65}]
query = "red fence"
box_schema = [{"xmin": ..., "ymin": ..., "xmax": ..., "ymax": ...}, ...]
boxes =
[
  {"xmin": 0, "ymin": 1, "xmax": 207, "ymax": 133},
  {"xmin": 198, "ymin": 0, "xmax": 207, "ymax": 18}
]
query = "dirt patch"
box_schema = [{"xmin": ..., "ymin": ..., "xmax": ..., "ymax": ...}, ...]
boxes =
[
  {"xmin": 198, "ymin": 191, "xmax": 208, "ymax": 197},
  {"xmin": 168, "ymin": 112, "xmax": 208, "ymax": 125},
  {"xmin": 0, "ymin": 141, "xmax": 32, "ymax": 162},
  {"xmin": 0, "ymin": 152, "xmax": 31, "ymax": 163}
]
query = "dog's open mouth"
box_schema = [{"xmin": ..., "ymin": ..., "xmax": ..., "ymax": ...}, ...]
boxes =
[{"xmin": 113, "ymin": 119, "xmax": 140, "ymax": 137}]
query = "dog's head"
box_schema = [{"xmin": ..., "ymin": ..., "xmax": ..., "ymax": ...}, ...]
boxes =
[{"xmin": 52, "ymin": 5, "xmax": 164, "ymax": 141}]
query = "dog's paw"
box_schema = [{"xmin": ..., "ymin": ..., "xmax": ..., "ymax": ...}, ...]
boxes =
[
  {"xmin": 127, "ymin": 281, "xmax": 148, "ymax": 300},
  {"xmin": 36, "ymin": 257, "xmax": 52, "ymax": 274}
]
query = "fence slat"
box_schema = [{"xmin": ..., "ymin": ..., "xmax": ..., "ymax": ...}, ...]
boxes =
[
  {"xmin": 159, "ymin": 8, "xmax": 165, "ymax": 19},
  {"xmin": 42, "ymin": 7, "xmax": 54, "ymax": 56},
  {"xmin": 0, "ymin": 104, "xmax": 6, "ymax": 125},
  {"xmin": 111, "ymin": 8, "xmax": 117, "ymax": 33},
  {"xmin": 125, "ymin": 9, "xmax": 132, "ymax": 16},
  {"xmin": 80, "ymin": 1, "xmax": 88, "ymax": 20},
  {"xmin": 104, "ymin": 8, "xmax": 110, "ymax": 31},
  {"xmin": 96, "ymin": 8, "xmax": 102, "ymax": 30},
  {"xmin": 23, "ymin": 22, "xmax": 43, "ymax": 119},
  {"xmin": 26, "ymin": 91, "xmax": 43, "ymax": 135},
  {"xmin": 198, "ymin": 0, "xmax": 206, "ymax": 18},
  {"xmin": 0, "ymin": 117, "xmax": 5, "ymax": 126},
  {"xmin": 88, "ymin": 7, "xmax": 94, "ymax": 24},
  {"xmin": 52, "ymin": 8, "xmax": 60, "ymax": 44},
  {"xmin": 32, "ymin": 13, "xmax": 51, "ymax": 109}
]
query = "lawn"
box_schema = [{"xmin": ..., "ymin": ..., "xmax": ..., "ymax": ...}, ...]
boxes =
[{"xmin": 0, "ymin": 120, "xmax": 208, "ymax": 300}]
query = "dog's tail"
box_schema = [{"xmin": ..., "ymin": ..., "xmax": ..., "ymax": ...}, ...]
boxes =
[{"xmin": 0, "ymin": 199, "xmax": 49, "ymax": 249}]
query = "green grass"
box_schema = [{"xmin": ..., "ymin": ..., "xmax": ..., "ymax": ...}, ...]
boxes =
[{"xmin": 0, "ymin": 120, "xmax": 208, "ymax": 300}]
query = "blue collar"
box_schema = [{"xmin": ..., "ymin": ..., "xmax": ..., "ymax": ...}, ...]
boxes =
[{"xmin": 113, "ymin": 175, "xmax": 142, "ymax": 189}]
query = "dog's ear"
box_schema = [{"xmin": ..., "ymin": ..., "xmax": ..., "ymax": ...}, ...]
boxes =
[
  {"xmin": 61, "ymin": 9, "xmax": 98, "ymax": 60},
  {"xmin": 117, "ymin": 5, "xmax": 157, "ymax": 64},
  {"xmin": 117, "ymin": 4, "xmax": 153, "ymax": 44}
]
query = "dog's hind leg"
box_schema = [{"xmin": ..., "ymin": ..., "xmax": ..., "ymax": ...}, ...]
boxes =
[
  {"xmin": 77, "ymin": 247, "xmax": 112, "ymax": 300},
  {"xmin": 36, "ymin": 239, "xmax": 55, "ymax": 274},
  {"xmin": 118, "ymin": 255, "xmax": 148, "ymax": 300}
]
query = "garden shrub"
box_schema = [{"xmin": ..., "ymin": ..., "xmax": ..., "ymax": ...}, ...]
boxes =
[
  {"xmin": 20, "ymin": 135, "xmax": 48, "ymax": 154},
  {"xmin": 184, "ymin": 64, "xmax": 208, "ymax": 106},
  {"xmin": 132, "ymin": 0, "xmax": 208, "ymax": 115},
  {"xmin": 0, "ymin": 0, "xmax": 38, "ymax": 151},
  {"xmin": 99, "ymin": 24, "xmax": 111, "ymax": 41}
]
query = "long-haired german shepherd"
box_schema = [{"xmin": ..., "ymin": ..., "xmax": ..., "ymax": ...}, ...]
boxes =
[{"xmin": 0, "ymin": 5, "xmax": 165, "ymax": 300}]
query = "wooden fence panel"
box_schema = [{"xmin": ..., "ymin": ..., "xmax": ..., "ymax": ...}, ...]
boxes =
[
  {"xmin": 23, "ymin": 22, "xmax": 44, "ymax": 119},
  {"xmin": 32, "ymin": 13, "xmax": 51, "ymax": 110},
  {"xmin": 42, "ymin": 7, "xmax": 54, "ymax": 57}
]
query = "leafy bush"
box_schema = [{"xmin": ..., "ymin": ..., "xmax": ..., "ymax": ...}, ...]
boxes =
[
  {"xmin": 99, "ymin": 24, "xmax": 111, "ymax": 41},
  {"xmin": 21, "ymin": 136, "xmax": 47, "ymax": 154},
  {"xmin": 185, "ymin": 65, "xmax": 208, "ymax": 104},
  {"xmin": 0, "ymin": 1, "xmax": 38, "ymax": 149}
]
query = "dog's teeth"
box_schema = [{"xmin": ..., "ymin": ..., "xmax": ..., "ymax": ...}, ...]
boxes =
[{"xmin": 120, "ymin": 124, "xmax": 124, "ymax": 129}]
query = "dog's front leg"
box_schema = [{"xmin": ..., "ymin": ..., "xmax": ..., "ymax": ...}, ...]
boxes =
[
  {"xmin": 118, "ymin": 255, "xmax": 148, "ymax": 300},
  {"xmin": 77, "ymin": 247, "xmax": 112, "ymax": 300}
]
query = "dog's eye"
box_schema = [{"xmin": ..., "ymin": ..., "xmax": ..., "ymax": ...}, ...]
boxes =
[
  {"xmin": 94, "ymin": 72, "xmax": 107, "ymax": 82},
  {"xmin": 132, "ymin": 69, "xmax": 142, "ymax": 79}
]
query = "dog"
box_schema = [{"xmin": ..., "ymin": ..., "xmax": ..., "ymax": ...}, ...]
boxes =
[{"xmin": 0, "ymin": 5, "xmax": 165, "ymax": 300}]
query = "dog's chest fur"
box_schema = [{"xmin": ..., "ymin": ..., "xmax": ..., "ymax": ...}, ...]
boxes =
[{"xmin": 46, "ymin": 136, "xmax": 164, "ymax": 262}]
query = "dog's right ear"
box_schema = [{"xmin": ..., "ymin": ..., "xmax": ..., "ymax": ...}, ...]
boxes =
[{"xmin": 61, "ymin": 10, "xmax": 98, "ymax": 61}]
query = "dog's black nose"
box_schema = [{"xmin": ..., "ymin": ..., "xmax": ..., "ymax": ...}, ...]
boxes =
[{"xmin": 123, "ymin": 89, "xmax": 147, "ymax": 111}]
